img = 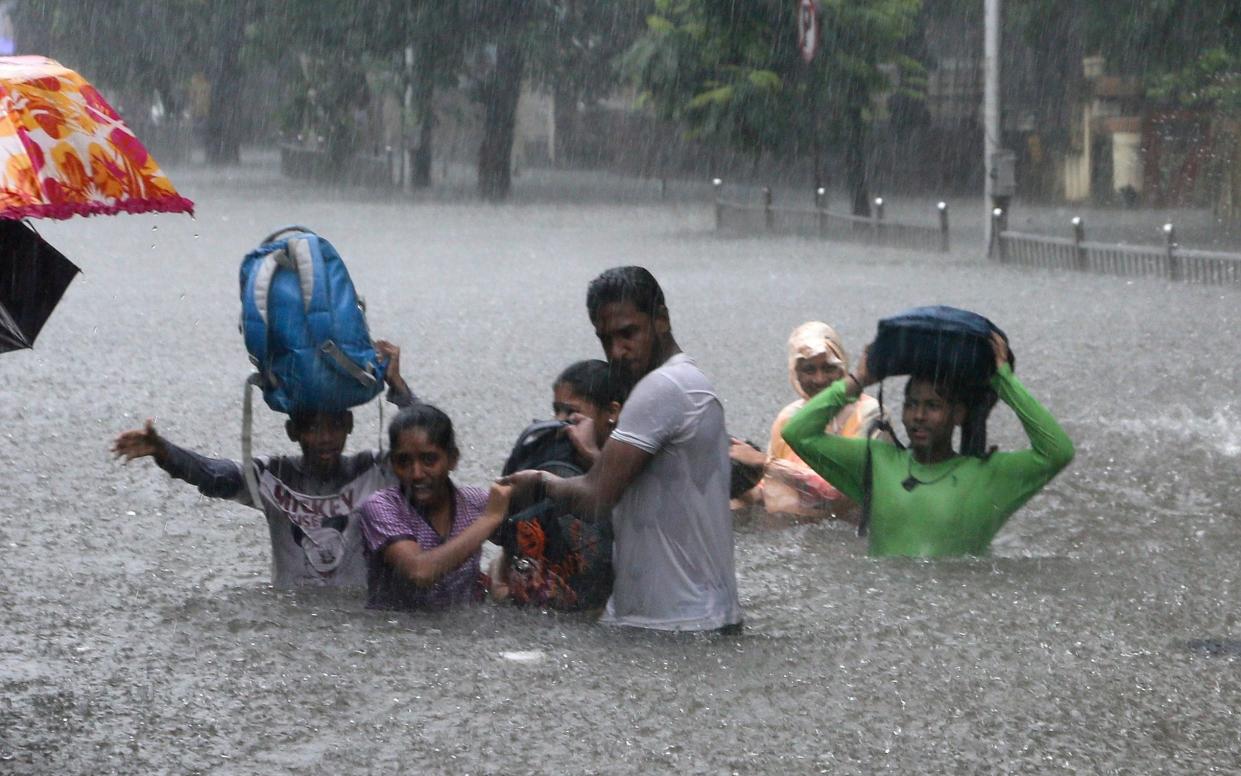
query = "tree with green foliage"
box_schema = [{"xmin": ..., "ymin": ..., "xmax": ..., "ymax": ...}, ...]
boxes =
[
  {"xmin": 624, "ymin": 0, "xmax": 922, "ymax": 214},
  {"xmin": 526, "ymin": 1, "xmax": 652, "ymax": 165},
  {"xmin": 259, "ymin": 2, "xmax": 388, "ymax": 170}
]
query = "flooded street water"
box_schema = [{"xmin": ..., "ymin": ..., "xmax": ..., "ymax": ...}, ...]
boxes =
[{"xmin": 2, "ymin": 161, "xmax": 1240, "ymax": 774}]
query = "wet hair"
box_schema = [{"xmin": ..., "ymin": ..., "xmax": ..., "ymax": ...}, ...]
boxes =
[
  {"xmin": 387, "ymin": 403, "xmax": 458, "ymax": 455},
  {"xmin": 288, "ymin": 410, "xmax": 352, "ymax": 433},
  {"xmin": 904, "ymin": 375, "xmax": 998, "ymax": 458},
  {"xmin": 586, "ymin": 266, "xmax": 666, "ymax": 322},
  {"xmin": 555, "ymin": 359, "xmax": 624, "ymax": 408}
]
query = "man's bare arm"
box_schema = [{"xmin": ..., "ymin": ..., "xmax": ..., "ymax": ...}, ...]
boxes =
[{"xmin": 505, "ymin": 438, "xmax": 652, "ymax": 522}]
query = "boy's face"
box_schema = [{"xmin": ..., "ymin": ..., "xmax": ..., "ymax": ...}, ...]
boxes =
[
  {"xmin": 287, "ymin": 412, "xmax": 353, "ymax": 473},
  {"xmin": 902, "ymin": 380, "xmax": 964, "ymax": 454}
]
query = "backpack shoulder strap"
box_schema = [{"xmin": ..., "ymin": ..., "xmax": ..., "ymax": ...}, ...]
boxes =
[{"xmin": 858, "ymin": 381, "xmax": 903, "ymax": 538}]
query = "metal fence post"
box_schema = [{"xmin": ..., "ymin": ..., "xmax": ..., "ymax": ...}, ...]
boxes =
[
  {"xmin": 937, "ymin": 201, "xmax": 949, "ymax": 252},
  {"xmin": 763, "ymin": 187, "xmax": 774, "ymax": 231},
  {"xmin": 872, "ymin": 197, "xmax": 885, "ymax": 241},
  {"xmin": 1072, "ymin": 216, "xmax": 1087, "ymax": 271},
  {"xmin": 990, "ymin": 208, "xmax": 1005, "ymax": 261},
  {"xmin": 1165, "ymin": 222, "xmax": 1181, "ymax": 281},
  {"xmin": 815, "ymin": 187, "xmax": 827, "ymax": 238},
  {"xmin": 713, "ymin": 178, "xmax": 723, "ymax": 231}
]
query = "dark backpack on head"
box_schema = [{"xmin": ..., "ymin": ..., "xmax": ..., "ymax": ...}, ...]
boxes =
[{"xmin": 867, "ymin": 305, "xmax": 1013, "ymax": 386}]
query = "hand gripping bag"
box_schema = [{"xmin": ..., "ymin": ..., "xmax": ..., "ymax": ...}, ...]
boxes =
[
  {"xmin": 497, "ymin": 421, "xmax": 614, "ymax": 610},
  {"xmin": 239, "ymin": 226, "xmax": 385, "ymax": 414}
]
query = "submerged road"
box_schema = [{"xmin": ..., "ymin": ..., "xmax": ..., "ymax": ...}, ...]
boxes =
[{"xmin": 2, "ymin": 160, "xmax": 1240, "ymax": 774}]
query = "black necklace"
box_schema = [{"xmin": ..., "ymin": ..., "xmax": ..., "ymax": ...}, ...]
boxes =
[{"xmin": 901, "ymin": 453, "xmax": 964, "ymax": 491}]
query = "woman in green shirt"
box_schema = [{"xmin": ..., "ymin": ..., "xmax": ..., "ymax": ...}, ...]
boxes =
[{"xmin": 781, "ymin": 333, "xmax": 1074, "ymax": 557}]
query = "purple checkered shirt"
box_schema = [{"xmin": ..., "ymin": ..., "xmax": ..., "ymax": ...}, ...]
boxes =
[{"xmin": 359, "ymin": 483, "xmax": 489, "ymax": 610}]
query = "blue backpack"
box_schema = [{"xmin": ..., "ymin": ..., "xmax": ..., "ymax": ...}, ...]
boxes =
[{"xmin": 239, "ymin": 227, "xmax": 386, "ymax": 414}]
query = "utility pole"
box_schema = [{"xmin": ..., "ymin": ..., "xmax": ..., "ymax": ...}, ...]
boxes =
[{"xmin": 983, "ymin": 0, "xmax": 1001, "ymax": 249}]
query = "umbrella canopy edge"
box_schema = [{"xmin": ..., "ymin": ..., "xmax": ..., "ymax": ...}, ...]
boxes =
[{"xmin": 0, "ymin": 195, "xmax": 195, "ymax": 221}]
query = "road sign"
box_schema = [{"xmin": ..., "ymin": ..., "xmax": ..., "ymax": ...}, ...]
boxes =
[{"xmin": 798, "ymin": 0, "xmax": 819, "ymax": 63}]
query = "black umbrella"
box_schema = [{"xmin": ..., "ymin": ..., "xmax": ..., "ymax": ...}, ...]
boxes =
[{"xmin": 0, "ymin": 219, "xmax": 81, "ymax": 353}]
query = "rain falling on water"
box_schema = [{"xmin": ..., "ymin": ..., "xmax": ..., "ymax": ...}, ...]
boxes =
[{"xmin": 1, "ymin": 2, "xmax": 1240, "ymax": 774}]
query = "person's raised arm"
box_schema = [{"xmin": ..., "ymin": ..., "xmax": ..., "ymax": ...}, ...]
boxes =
[
  {"xmin": 780, "ymin": 346, "xmax": 876, "ymax": 502},
  {"xmin": 987, "ymin": 332, "xmax": 1075, "ymax": 477},
  {"xmin": 112, "ymin": 419, "xmax": 247, "ymax": 500},
  {"xmin": 375, "ymin": 339, "xmax": 418, "ymax": 407},
  {"xmin": 379, "ymin": 483, "xmax": 510, "ymax": 588}
]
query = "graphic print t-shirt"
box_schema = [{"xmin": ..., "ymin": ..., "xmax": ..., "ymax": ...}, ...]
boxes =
[{"xmin": 158, "ymin": 445, "xmax": 395, "ymax": 588}]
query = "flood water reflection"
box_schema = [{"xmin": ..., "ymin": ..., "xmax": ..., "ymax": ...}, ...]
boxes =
[{"xmin": 2, "ymin": 162, "xmax": 1239, "ymax": 773}]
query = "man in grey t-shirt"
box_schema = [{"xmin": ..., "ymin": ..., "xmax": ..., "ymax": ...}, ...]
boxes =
[{"xmin": 504, "ymin": 267, "xmax": 741, "ymax": 631}]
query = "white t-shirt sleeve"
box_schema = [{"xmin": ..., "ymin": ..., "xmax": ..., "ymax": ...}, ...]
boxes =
[{"xmin": 610, "ymin": 371, "xmax": 687, "ymax": 454}]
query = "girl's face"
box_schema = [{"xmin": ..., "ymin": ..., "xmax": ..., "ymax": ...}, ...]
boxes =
[
  {"xmin": 795, "ymin": 353, "xmax": 845, "ymax": 398},
  {"xmin": 553, "ymin": 383, "xmax": 618, "ymax": 449},
  {"xmin": 391, "ymin": 428, "xmax": 457, "ymax": 511}
]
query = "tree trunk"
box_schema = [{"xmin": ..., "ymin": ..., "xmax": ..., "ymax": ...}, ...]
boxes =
[
  {"xmin": 476, "ymin": 41, "xmax": 525, "ymax": 201},
  {"xmin": 204, "ymin": 1, "xmax": 248, "ymax": 165},
  {"xmin": 412, "ymin": 52, "xmax": 435, "ymax": 189},
  {"xmin": 845, "ymin": 108, "xmax": 871, "ymax": 217},
  {"xmin": 474, "ymin": 0, "xmax": 532, "ymax": 201},
  {"xmin": 552, "ymin": 85, "xmax": 577, "ymax": 167}
]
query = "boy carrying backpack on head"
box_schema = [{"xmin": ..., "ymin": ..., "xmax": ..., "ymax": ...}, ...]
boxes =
[
  {"xmin": 112, "ymin": 341, "xmax": 417, "ymax": 588},
  {"xmin": 112, "ymin": 227, "xmax": 419, "ymax": 589}
]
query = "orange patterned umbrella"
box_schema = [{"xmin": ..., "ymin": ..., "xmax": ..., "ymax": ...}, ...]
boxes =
[{"xmin": 0, "ymin": 55, "xmax": 194, "ymax": 220}]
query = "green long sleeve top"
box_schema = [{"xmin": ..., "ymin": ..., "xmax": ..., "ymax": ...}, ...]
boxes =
[{"xmin": 781, "ymin": 364, "xmax": 1074, "ymax": 557}]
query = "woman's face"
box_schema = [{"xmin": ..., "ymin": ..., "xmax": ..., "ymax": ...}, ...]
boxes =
[
  {"xmin": 795, "ymin": 353, "xmax": 845, "ymax": 398},
  {"xmin": 391, "ymin": 428, "xmax": 457, "ymax": 511},
  {"xmin": 553, "ymin": 383, "xmax": 616, "ymax": 449}
]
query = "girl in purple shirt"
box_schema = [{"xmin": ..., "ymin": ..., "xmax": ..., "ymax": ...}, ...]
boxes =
[{"xmin": 359, "ymin": 404, "xmax": 511, "ymax": 610}]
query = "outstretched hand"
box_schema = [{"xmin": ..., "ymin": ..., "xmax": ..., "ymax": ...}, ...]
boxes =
[
  {"xmin": 112, "ymin": 419, "xmax": 165, "ymax": 463},
  {"xmin": 990, "ymin": 332, "xmax": 1010, "ymax": 369}
]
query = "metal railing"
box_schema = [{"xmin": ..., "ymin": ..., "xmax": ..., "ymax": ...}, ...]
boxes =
[
  {"xmin": 713, "ymin": 181, "xmax": 951, "ymax": 253},
  {"xmin": 989, "ymin": 210, "xmax": 1241, "ymax": 286}
]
